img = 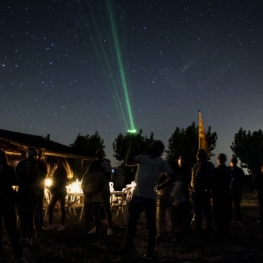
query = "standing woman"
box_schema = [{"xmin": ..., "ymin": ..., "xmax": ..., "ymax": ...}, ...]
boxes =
[
  {"xmin": 81, "ymin": 159, "xmax": 108, "ymax": 237},
  {"xmin": 170, "ymin": 154, "xmax": 192, "ymax": 236},
  {"xmin": 0, "ymin": 150, "xmax": 27, "ymax": 262},
  {"xmin": 45, "ymin": 158, "xmax": 70, "ymax": 231}
]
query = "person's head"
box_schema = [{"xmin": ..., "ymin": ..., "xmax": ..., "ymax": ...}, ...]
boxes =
[
  {"xmin": 26, "ymin": 148, "xmax": 37, "ymax": 159},
  {"xmin": 217, "ymin": 153, "xmax": 227, "ymax": 166},
  {"xmin": 0, "ymin": 149, "xmax": 8, "ymax": 166},
  {"xmin": 196, "ymin": 149, "xmax": 207, "ymax": 161},
  {"xmin": 88, "ymin": 159, "xmax": 102, "ymax": 173},
  {"xmin": 178, "ymin": 154, "xmax": 190, "ymax": 168},
  {"xmin": 149, "ymin": 140, "xmax": 165, "ymax": 158},
  {"xmin": 261, "ymin": 165, "xmax": 263, "ymax": 174},
  {"xmin": 96, "ymin": 149, "xmax": 106, "ymax": 160},
  {"xmin": 166, "ymin": 155, "xmax": 178, "ymax": 172},
  {"xmin": 230, "ymin": 157, "xmax": 238, "ymax": 168}
]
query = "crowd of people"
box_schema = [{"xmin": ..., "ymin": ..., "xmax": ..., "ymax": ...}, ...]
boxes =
[
  {"xmin": 122, "ymin": 140, "xmax": 263, "ymax": 259},
  {"xmin": 0, "ymin": 146, "xmax": 115, "ymax": 262},
  {"xmin": 1, "ymin": 141, "xmax": 263, "ymax": 261}
]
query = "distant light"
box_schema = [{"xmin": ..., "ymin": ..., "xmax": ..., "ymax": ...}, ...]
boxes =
[{"xmin": 127, "ymin": 129, "xmax": 137, "ymax": 134}]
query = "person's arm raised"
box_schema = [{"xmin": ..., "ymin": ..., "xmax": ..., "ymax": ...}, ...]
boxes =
[{"xmin": 125, "ymin": 141, "xmax": 138, "ymax": 167}]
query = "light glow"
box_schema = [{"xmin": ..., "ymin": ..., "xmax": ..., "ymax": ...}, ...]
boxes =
[
  {"xmin": 45, "ymin": 178, "xmax": 52, "ymax": 187},
  {"xmin": 127, "ymin": 129, "xmax": 137, "ymax": 134}
]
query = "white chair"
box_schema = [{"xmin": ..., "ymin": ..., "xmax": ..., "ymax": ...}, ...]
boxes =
[
  {"xmin": 111, "ymin": 188, "xmax": 131, "ymax": 222},
  {"xmin": 79, "ymin": 203, "xmax": 85, "ymax": 220},
  {"xmin": 67, "ymin": 194, "xmax": 84, "ymax": 219}
]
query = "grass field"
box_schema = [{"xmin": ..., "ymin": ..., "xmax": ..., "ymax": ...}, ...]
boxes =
[{"xmin": 2, "ymin": 188, "xmax": 263, "ymax": 263}]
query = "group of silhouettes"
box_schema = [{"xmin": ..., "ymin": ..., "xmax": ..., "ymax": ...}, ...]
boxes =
[
  {"xmin": 1, "ymin": 140, "xmax": 263, "ymax": 261},
  {"xmin": 156, "ymin": 150, "xmax": 246, "ymax": 240},
  {"xmin": 0, "ymin": 147, "xmax": 114, "ymax": 263},
  {"xmin": 122, "ymin": 140, "xmax": 252, "ymax": 259},
  {"xmin": 0, "ymin": 148, "xmax": 43, "ymax": 263}
]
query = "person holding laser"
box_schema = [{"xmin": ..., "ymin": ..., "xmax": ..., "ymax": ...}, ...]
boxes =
[{"xmin": 124, "ymin": 140, "xmax": 174, "ymax": 259}]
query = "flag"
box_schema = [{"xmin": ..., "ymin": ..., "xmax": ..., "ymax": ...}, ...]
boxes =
[{"xmin": 198, "ymin": 110, "xmax": 209, "ymax": 154}]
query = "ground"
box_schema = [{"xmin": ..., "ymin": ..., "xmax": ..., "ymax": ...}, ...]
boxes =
[{"xmin": 2, "ymin": 189, "xmax": 263, "ymax": 263}]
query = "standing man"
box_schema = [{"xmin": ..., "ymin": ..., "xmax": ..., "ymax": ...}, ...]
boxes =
[
  {"xmin": 229, "ymin": 157, "xmax": 245, "ymax": 224},
  {"xmin": 213, "ymin": 154, "xmax": 232, "ymax": 237},
  {"xmin": 124, "ymin": 140, "xmax": 174, "ymax": 258},
  {"xmin": 191, "ymin": 149, "xmax": 214, "ymax": 235},
  {"xmin": 16, "ymin": 148, "xmax": 40, "ymax": 245},
  {"xmin": 89, "ymin": 149, "xmax": 113, "ymax": 235},
  {"xmin": 0, "ymin": 150, "xmax": 28, "ymax": 263}
]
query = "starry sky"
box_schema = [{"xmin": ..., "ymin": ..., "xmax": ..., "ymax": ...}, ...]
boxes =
[{"xmin": 1, "ymin": 0, "xmax": 263, "ymax": 166}]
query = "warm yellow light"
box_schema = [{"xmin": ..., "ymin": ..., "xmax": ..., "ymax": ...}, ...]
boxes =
[
  {"xmin": 67, "ymin": 180, "xmax": 82, "ymax": 193},
  {"xmin": 45, "ymin": 178, "xmax": 52, "ymax": 187}
]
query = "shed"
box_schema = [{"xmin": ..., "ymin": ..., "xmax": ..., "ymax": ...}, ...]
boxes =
[{"xmin": 0, "ymin": 129, "xmax": 93, "ymax": 179}]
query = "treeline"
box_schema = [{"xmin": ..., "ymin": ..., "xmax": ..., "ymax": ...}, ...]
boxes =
[{"xmin": 70, "ymin": 123, "xmax": 263, "ymax": 174}]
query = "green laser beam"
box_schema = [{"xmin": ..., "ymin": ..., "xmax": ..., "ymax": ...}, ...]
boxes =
[
  {"xmin": 79, "ymin": 1, "xmax": 129, "ymax": 129},
  {"xmin": 107, "ymin": 0, "xmax": 136, "ymax": 130},
  {"xmin": 78, "ymin": 1, "xmax": 136, "ymax": 131}
]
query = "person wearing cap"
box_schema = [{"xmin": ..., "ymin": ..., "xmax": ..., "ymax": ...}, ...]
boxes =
[
  {"xmin": 191, "ymin": 149, "xmax": 214, "ymax": 234},
  {"xmin": 229, "ymin": 157, "xmax": 245, "ymax": 224},
  {"xmin": 88, "ymin": 149, "xmax": 113, "ymax": 236}
]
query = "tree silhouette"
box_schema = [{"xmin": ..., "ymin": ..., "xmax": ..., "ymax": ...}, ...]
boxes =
[
  {"xmin": 231, "ymin": 128, "xmax": 263, "ymax": 174},
  {"xmin": 112, "ymin": 129, "xmax": 154, "ymax": 163},
  {"xmin": 71, "ymin": 131, "xmax": 105, "ymax": 157},
  {"xmin": 166, "ymin": 122, "xmax": 217, "ymax": 167}
]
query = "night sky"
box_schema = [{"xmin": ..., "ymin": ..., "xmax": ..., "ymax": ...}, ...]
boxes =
[{"xmin": 1, "ymin": 0, "xmax": 263, "ymax": 166}]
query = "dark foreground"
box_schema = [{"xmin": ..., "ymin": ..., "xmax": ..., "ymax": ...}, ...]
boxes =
[{"xmin": 2, "ymin": 189, "xmax": 263, "ymax": 263}]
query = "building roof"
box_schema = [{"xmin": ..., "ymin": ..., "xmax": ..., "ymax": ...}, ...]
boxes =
[{"xmin": 0, "ymin": 129, "xmax": 91, "ymax": 159}]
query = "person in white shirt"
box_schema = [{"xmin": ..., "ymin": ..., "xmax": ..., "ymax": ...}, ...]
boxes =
[{"xmin": 124, "ymin": 140, "xmax": 174, "ymax": 258}]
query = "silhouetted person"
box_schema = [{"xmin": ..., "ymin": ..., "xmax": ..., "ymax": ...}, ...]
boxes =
[
  {"xmin": 156, "ymin": 155, "xmax": 178, "ymax": 240},
  {"xmin": 253, "ymin": 165, "xmax": 263, "ymax": 224},
  {"xmin": 34, "ymin": 149, "xmax": 49, "ymax": 238},
  {"xmin": 81, "ymin": 160, "xmax": 108, "ymax": 237},
  {"xmin": 45, "ymin": 158, "xmax": 70, "ymax": 231},
  {"xmin": 229, "ymin": 157, "xmax": 245, "ymax": 223},
  {"xmin": 0, "ymin": 150, "xmax": 27, "ymax": 263},
  {"xmin": 124, "ymin": 140, "xmax": 174, "ymax": 258},
  {"xmin": 16, "ymin": 148, "xmax": 40, "ymax": 245},
  {"xmin": 191, "ymin": 149, "xmax": 214, "ymax": 234},
  {"xmin": 170, "ymin": 154, "xmax": 192, "ymax": 236},
  {"xmin": 88, "ymin": 149, "xmax": 113, "ymax": 235},
  {"xmin": 213, "ymin": 154, "xmax": 232, "ymax": 236}
]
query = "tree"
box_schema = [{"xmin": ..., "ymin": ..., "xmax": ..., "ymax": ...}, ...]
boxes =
[
  {"xmin": 71, "ymin": 131, "xmax": 105, "ymax": 157},
  {"xmin": 112, "ymin": 129, "xmax": 154, "ymax": 163},
  {"xmin": 231, "ymin": 128, "xmax": 263, "ymax": 174},
  {"xmin": 166, "ymin": 122, "xmax": 217, "ymax": 167}
]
